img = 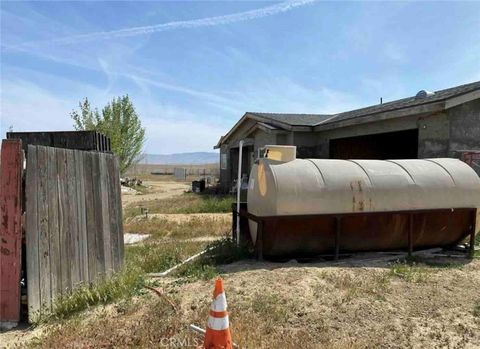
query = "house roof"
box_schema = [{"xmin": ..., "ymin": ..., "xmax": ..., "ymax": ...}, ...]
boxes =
[
  {"xmin": 318, "ymin": 80, "xmax": 480, "ymax": 126},
  {"xmin": 214, "ymin": 112, "xmax": 331, "ymax": 148},
  {"xmin": 248, "ymin": 112, "xmax": 333, "ymax": 126},
  {"xmin": 215, "ymin": 80, "xmax": 480, "ymax": 148}
]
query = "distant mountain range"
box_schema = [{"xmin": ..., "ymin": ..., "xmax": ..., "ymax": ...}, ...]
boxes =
[{"xmin": 139, "ymin": 152, "xmax": 219, "ymax": 165}]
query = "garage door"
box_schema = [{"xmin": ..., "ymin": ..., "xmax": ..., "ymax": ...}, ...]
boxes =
[{"xmin": 329, "ymin": 129, "xmax": 419, "ymax": 160}]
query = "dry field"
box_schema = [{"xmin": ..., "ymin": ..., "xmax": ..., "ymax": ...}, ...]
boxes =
[
  {"xmin": 2, "ymin": 179, "xmax": 479, "ymax": 349},
  {"xmin": 126, "ymin": 163, "xmax": 219, "ymax": 182},
  {"xmin": 121, "ymin": 180, "xmax": 190, "ymax": 207}
]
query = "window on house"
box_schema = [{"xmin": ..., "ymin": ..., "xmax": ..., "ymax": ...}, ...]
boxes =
[{"xmin": 220, "ymin": 153, "xmax": 227, "ymax": 170}]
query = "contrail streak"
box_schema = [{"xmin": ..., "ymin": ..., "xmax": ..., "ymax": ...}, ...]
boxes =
[{"xmin": 9, "ymin": 0, "xmax": 316, "ymax": 49}]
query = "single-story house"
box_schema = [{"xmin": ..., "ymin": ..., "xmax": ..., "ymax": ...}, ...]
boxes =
[{"xmin": 215, "ymin": 80, "xmax": 480, "ymax": 190}]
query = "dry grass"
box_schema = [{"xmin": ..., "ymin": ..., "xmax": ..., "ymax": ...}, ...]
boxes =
[
  {"xmin": 27, "ymin": 297, "xmax": 187, "ymax": 348},
  {"xmin": 124, "ymin": 212, "xmax": 233, "ymax": 275},
  {"xmin": 389, "ymin": 261, "xmax": 431, "ymax": 283},
  {"xmin": 474, "ymin": 300, "xmax": 480, "ymax": 317},
  {"xmin": 125, "ymin": 240, "xmax": 210, "ymax": 274},
  {"xmin": 124, "ymin": 216, "xmax": 230, "ymax": 240},
  {"xmin": 124, "ymin": 193, "xmax": 234, "ymax": 218},
  {"xmin": 319, "ymin": 269, "xmax": 390, "ymax": 303},
  {"xmin": 27, "ymin": 258, "xmax": 480, "ymax": 349}
]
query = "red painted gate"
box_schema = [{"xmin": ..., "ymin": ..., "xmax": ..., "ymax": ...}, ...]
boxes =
[
  {"xmin": 462, "ymin": 151, "xmax": 480, "ymax": 172},
  {"xmin": 0, "ymin": 139, "xmax": 23, "ymax": 330}
]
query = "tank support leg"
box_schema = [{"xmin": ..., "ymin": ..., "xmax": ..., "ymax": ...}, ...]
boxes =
[
  {"xmin": 335, "ymin": 217, "xmax": 342, "ymax": 261},
  {"xmin": 468, "ymin": 209, "xmax": 477, "ymax": 259},
  {"xmin": 408, "ymin": 213, "xmax": 414, "ymax": 258},
  {"xmin": 232, "ymin": 207, "xmax": 236, "ymax": 241},
  {"xmin": 256, "ymin": 220, "xmax": 264, "ymax": 261},
  {"xmin": 469, "ymin": 229, "xmax": 476, "ymax": 259}
]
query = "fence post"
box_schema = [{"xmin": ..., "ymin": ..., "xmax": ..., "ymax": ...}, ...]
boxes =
[{"xmin": 0, "ymin": 139, "xmax": 23, "ymax": 330}]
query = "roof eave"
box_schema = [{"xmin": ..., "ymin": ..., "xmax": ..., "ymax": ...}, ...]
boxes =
[
  {"xmin": 314, "ymin": 100, "xmax": 446, "ymax": 132},
  {"xmin": 445, "ymin": 89, "xmax": 480, "ymax": 109},
  {"xmin": 215, "ymin": 112, "xmax": 305, "ymax": 148}
]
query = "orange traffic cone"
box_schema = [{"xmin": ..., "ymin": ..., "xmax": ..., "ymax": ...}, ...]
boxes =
[{"xmin": 203, "ymin": 277, "xmax": 233, "ymax": 349}]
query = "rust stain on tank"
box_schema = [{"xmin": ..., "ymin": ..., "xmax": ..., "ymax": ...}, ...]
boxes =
[{"xmin": 357, "ymin": 200, "xmax": 365, "ymax": 211}]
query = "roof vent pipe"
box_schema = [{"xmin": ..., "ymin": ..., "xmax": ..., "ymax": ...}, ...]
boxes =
[{"xmin": 415, "ymin": 90, "xmax": 435, "ymax": 99}]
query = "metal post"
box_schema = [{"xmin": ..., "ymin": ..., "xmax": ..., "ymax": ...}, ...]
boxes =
[
  {"xmin": 235, "ymin": 140, "xmax": 244, "ymax": 246},
  {"xmin": 469, "ymin": 229, "xmax": 476, "ymax": 259},
  {"xmin": 231, "ymin": 206, "xmax": 236, "ymax": 240},
  {"xmin": 334, "ymin": 216, "xmax": 341, "ymax": 261},
  {"xmin": 469, "ymin": 209, "xmax": 477, "ymax": 259},
  {"xmin": 408, "ymin": 213, "xmax": 414, "ymax": 258},
  {"xmin": 256, "ymin": 220, "xmax": 264, "ymax": 261}
]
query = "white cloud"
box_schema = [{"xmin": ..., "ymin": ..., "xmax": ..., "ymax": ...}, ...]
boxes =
[
  {"xmin": 121, "ymin": 72, "xmax": 240, "ymax": 115},
  {"xmin": 142, "ymin": 116, "xmax": 225, "ymax": 154},
  {"xmin": 131, "ymin": 98, "xmax": 227, "ymax": 153},
  {"xmin": 0, "ymin": 77, "xmax": 225, "ymax": 153},
  {"xmin": 0, "ymin": 73, "xmax": 120, "ymax": 137},
  {"xmin": 222, "ymin": 77, "xmax": 362, "ymax": 115},
  {"xmin": 0, "ymin": 79, "xmax": 76, "ymax": 133},
  {"xmin": 8, "ymin": 0, "xmax": 316, "ymax": 49}
]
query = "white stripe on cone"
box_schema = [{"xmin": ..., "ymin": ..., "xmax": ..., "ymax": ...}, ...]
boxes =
[
  {"xmin": 211, "ymin": 292, "xmax": 227, "ymax": 311},
  {"xmin": 208, "ymin": 315, "xmax": 229, "ymax": 331}
]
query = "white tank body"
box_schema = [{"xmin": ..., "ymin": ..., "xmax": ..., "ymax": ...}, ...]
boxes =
[{"xmin": 247, "ymin": 157, "xmax": 480, "ymax": 244}]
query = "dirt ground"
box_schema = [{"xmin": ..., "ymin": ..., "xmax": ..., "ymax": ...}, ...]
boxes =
[
  {"xmin": 2, "ymin": 179, "xmax": 479, "ymax": 348},
  {"xmin": 121, "ymin": 180, "xmax": 190, "ymax": 207},
  {"xmin": 11, "ymin": 253, "xmax": 480, "ymax": 349}
]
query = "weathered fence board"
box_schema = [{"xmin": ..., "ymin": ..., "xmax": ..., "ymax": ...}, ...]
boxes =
[
  {"xmin": 57, "ymin": 148, "xmax": 71, "ymax": 293},
  {"xmin": 83, "ymin": 151, "xmax": 97, "ymax": 282},
  {"xmin": 0, "ymin": 140, "xmax": 23, "ymax": 329},
  {"xmin": 113, "ymin": 157, "xmax": 125, "ymax": 267},
  {"xmin": 66, "ymin": 150, "xmax": 81, "ymax": 288},
  {"xmin": 91, "ymin": 154, "xmax": 106, "ymax": 278},
  {"xmin": 46, "ymin": 146, "xmax": 61, "ymax": 298},
  {"xmin": 25, "ymin": 145, "xmax": 40, "ymax": 317},
  {"xmin": 25, "ymin": 145, "xmax": 123, "ymax": 320},
  {"xmin": 75, "ymin": 150, "xmax": 89, "ymax": 283},
  {"xmin": 99, "ymin": 156, "xmax": 113, "ymax": 276},
  {"xmin": 7, "ymin": 131, "xmax": 111, "ymax": 154},
  {"xmin": 106, "ymin": 156, "xmax": 121, "ymax": 271},
  {"xmin": 37, "ymin": 146, "xmax": 52, "ymax": 312}
]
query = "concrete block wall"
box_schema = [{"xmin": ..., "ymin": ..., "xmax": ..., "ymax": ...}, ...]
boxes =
[
  {"xmin": 417, "ymin": 113, "xmax": 450, "ymax": 158},
  {"xmin": 447, "ymin": 98, "xmax": 480, "ymax": 176},
  {"xmin": 448, "ymin": 99, "xmax": 480, "ymax": 154}
]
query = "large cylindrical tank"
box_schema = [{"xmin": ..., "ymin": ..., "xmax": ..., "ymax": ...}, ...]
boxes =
[{"xmin": 247, "ymin": 148, "xmax": 480, "ymax": 258}]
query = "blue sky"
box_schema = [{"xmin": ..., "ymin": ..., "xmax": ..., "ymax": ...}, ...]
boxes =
[{"xmin": 1, "ymin": 1, "xmax": 479, "ymax": 154}]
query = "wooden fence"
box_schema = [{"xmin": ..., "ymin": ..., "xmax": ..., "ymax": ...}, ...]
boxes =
[{"xmin": 25, "ymin": 145, "xmax": 124, "ymax": 318}]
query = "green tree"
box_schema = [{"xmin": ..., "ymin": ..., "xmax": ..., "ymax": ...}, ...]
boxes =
[{"xmin": 71, "ymin": 95, "xmax": 146, "ymax": 174}]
